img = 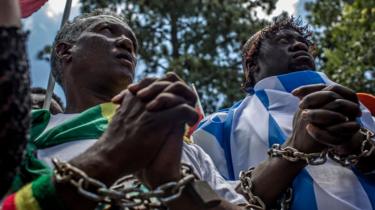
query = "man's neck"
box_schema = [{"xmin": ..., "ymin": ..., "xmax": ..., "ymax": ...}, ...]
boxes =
[{"xmin": 64, "ymin": 88, "xmax": 113, "ymax": 114}]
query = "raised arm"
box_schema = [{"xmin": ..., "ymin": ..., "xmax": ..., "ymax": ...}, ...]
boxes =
[
  {"xmin": 0, "ymin": 0, "xmax": 21, "ymax": 27},
  {"xmin": 248, "ymin": 84, "xmax": 363, "ymax": 208},
  {"xmin": 127, "ymin": 73, "xmax": 246, "ymax": 210}
]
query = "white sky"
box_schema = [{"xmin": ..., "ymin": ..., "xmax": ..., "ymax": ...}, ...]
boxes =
[
  {"xmin": 258, "ymin": 0, "xmax": 298, "ymax": 19},
  {"xmin": 46, "ymin": 0, "xmax": 80, "ymax": 18}
]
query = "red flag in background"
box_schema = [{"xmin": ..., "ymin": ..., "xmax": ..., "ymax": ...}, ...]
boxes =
[
  {"xmin": 358, "ymin": 93, "xmax": 375, "ymax": 116},
  {"xmin": 19, "ymin": 0, "xmax": 48, "ymax": 18}
]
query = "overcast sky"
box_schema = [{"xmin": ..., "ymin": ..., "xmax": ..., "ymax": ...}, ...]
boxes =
[{"xmin": 24, "ymin": 0, "xmax": 299, "ymax": 104}]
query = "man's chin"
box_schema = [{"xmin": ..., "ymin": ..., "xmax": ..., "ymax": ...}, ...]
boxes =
[
  {"xmin": 289, "ymin": 63, "xmax": 316, "ymax": 72},
  {"xmin": 116, "ymin": 67, "xmax": 135, "ymax": 82}
]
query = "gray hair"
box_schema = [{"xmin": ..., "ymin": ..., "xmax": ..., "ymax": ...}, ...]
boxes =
[{"xmin": 51, "ymin": 9, "xmax": 137, "ymax": 86}]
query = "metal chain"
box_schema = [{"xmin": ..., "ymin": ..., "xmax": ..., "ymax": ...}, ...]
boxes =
[
  {"xmin": 328, "ymin": 128, "xmax": 375, "ymax": 167},
  {"xmin": 268, "ymin": 144, "xmax": 328, "ymax": 165},
  {"xmin": 239, "ymin": 168, "xmax": 293, "ymax": 210},
  {"xmin": 52, "ymin": 158, "xmax": 195, "ymax": 210},
  {"xmin": 239, "ymin": 168, "xmax": 266, "ymax": 210}
]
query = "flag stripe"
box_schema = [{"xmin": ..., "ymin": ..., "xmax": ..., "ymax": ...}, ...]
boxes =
[
  {"xmin": 223, "ymin": 108, "xmax": 235, "ymax": 180},
  {"xmin": 14, "ymin": 184, "xmax": 41, "ymax": 210},
  {"xmin": 291, "ymin": 170, "xmax": 318, "ymax": 210},
  {"xmin": 353, "ymin": 168, "xmax": 375, "ymax": 208},
  {"xmin": 100, "ymin": 103, "xmax": 117, "ymax": 122},
  {"xmin": 195, "ymin": 70, "xmax": 375, "ymax": 209},
  {"xmin": 278, "ymin": 70, "xmax": 324, "ymax": 93},
  {"xmin": 2, "ymin": 193, "xmax": 17, "ymax": 210}
]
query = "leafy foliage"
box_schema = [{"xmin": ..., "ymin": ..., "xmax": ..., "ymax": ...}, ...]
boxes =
[
  {"xmin": 79, "ymin": 0, "xmax": 277, "ymax": 113},
  {"xmin": 306, "ymin": 0, "xmax": 375, "ymax": 93}
]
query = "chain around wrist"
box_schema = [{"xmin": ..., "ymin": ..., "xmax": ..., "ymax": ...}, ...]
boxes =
[
  {"xmin": 328, "ymin": 128, "xmax": 375, "ymax": 167},
  {"xmin": 239, "ymin": 167, "xmax": 293, "ymax": 210},
  {"xmin": 52, "ymin": 158, "xmax": 195, "ymax": 209},
  {"xmin": 268, "ymin": 144, "xmax": 328, "ymax": 165}
]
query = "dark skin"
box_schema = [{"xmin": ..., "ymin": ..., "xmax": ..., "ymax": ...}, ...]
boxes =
[
  {"xmin": 55, "ymin": 15, "xmax": 137, "ymax": 113},
  {"xmin": 250, "ymin": 29, "xmax": 316, "ymax": 83},
  {"xmin": 0, "ymin": 0, "xmax": 21, "ymax": 27},
  {"xmin": 52, "ymin": 15, "xmax": 243, "ymax": 210},
  {"xmin": 112, "ymin": 75, "xmax": 245, "ymax": 210},
  {"xmin": 246, "ymin": 28, "xmax": 374, "ymax": 206},
  {"xmin": 58, "ymin": 74, "xmax": 244, "ymax": 210}
]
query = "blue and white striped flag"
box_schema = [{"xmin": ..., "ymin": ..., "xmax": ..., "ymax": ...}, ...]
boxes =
[{"xmin": 193, "ymin": 70, "xmax": 375, "ymax": 210}]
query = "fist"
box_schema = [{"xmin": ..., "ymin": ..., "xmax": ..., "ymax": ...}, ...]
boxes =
[{"xmin": 285, "ymin": 84, "xmax": 361, "ymax": 153}]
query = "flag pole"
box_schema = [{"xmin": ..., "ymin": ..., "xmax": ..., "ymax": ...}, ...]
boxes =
[
  {"xmin": 42, "ymin": 0, "xmax": 72, "ymax": 109},
  {"xmin": 191, "ymin": 83, "xmax": 205, "ymax": 118}
]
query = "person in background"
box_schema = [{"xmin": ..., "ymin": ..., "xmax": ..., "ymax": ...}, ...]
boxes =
[
  {"xmin": 0, "ymin": 0, "xmax": 31, "ymax": 198},
  {"xmin": 31, "ymin": 87, "xmax": 64, "ymax": 114}
]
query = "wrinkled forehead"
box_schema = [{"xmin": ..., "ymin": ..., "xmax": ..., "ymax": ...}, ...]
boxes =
[{"xmin": 77, "ymin": 14, "xmax": 137, "ymax": 50}]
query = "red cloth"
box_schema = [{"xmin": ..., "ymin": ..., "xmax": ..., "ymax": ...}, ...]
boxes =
[
  {"xmin": 186, "ymin": 105, "xmax": 204, "ymax": 137},
  {"xmin": 358, "ymin": 93, "xmax": 375, "ymax": 116},
  {"xmin": 2, "ymin": 193, "xmax": 16, "ymax": 210},
  {"xmin": 19, "ymin": 0, "xmax": 48, "ymax": 18}
]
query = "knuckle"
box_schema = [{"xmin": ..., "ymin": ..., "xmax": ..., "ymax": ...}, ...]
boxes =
[
  {"xmin": 334, "ymin": 99, "xmax": 346, "ymax": 107},
  {"xmin": 165, "ymin": 72, "xmax": 179, "ymax": 80},
  {"xmin": 326, "ymin": 91, "xmax": 337, "ymax": 99},
  {"xmin": 142, "ymin": 77, "xmax": 157, "ymax": 84},
  {"xmin": 172, "ymin": 81, "xmax": 186, "ymax": 89},
  {"xmin": 153, "ymin": 81, "xmax": 171, "ymax": 89},
  {"xmin": 326, "ymin": 85, "xmax": 340, "ymax": 92},
  {"xmin": 158, "ymin": 92, "xmax": 173, "ymax": 100},
  {"xmin": 179, "ymin": 103, "xmax": 193, "ymax": 112}
]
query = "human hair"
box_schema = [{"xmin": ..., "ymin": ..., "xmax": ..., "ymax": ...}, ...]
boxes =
[
  {"xmin": 50, "ymin": 9, "xmax": 138, "ymax": 86},
  {"xmin": 241, "ymin": 16, "xmax": 314, "ymax": 88},
  {"xmin": 31, "ymin": 87, "xmax": 64, "ymax": 109}
]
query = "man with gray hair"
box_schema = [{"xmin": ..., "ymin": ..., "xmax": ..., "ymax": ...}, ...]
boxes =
[{"xmin": 2, "ymin": 9, "xmax": 248, "ymax": 210}]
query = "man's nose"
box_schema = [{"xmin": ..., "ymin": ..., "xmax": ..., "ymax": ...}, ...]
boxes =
[
  {"xmin": 115, "ymin": 35, "xmax": 134, "ymax": 53},
  {"xmin": 289, "ymin": 40, "xmax": 308, "ymax": 52}
]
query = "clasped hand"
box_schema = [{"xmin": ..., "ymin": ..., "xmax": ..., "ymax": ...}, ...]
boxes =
[
  {"xmin": 101, "ymin": 72, "xmax": 198, "ymax": 187},
  {"xmin": 285, "ymin": 84, "xmax": 362, "ymax": 155}
]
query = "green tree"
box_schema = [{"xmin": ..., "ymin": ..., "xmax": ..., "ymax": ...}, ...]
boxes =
[
  {"xmin": 306, "ymin": 0, "xmax": 375, "ymax": 93},
  {"xmin": 79, "ymin": 0, "xmax": 277, "ymax": 113}
]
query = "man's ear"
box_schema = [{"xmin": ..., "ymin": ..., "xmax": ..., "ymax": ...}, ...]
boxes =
[
  {"xmin": 246, "ymin": 62, "xmax": 259, "ymax": 77},
  {"xmin": 245, "ymin": 61, "xmax": 260, "ymax": 87},
  {"xmin": 55, "ymin": 42, "xmax": 73, "ymax": 63}
]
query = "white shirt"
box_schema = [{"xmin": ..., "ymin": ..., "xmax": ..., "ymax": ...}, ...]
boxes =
[{"xmin": 37, "ymin": 113, "xmax": 246, "ymax": 204}]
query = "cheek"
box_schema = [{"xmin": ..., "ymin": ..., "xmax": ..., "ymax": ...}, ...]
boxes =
[{"xmin": 74, "ymin": 35, "xmax": 114, "ymax": 62}]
